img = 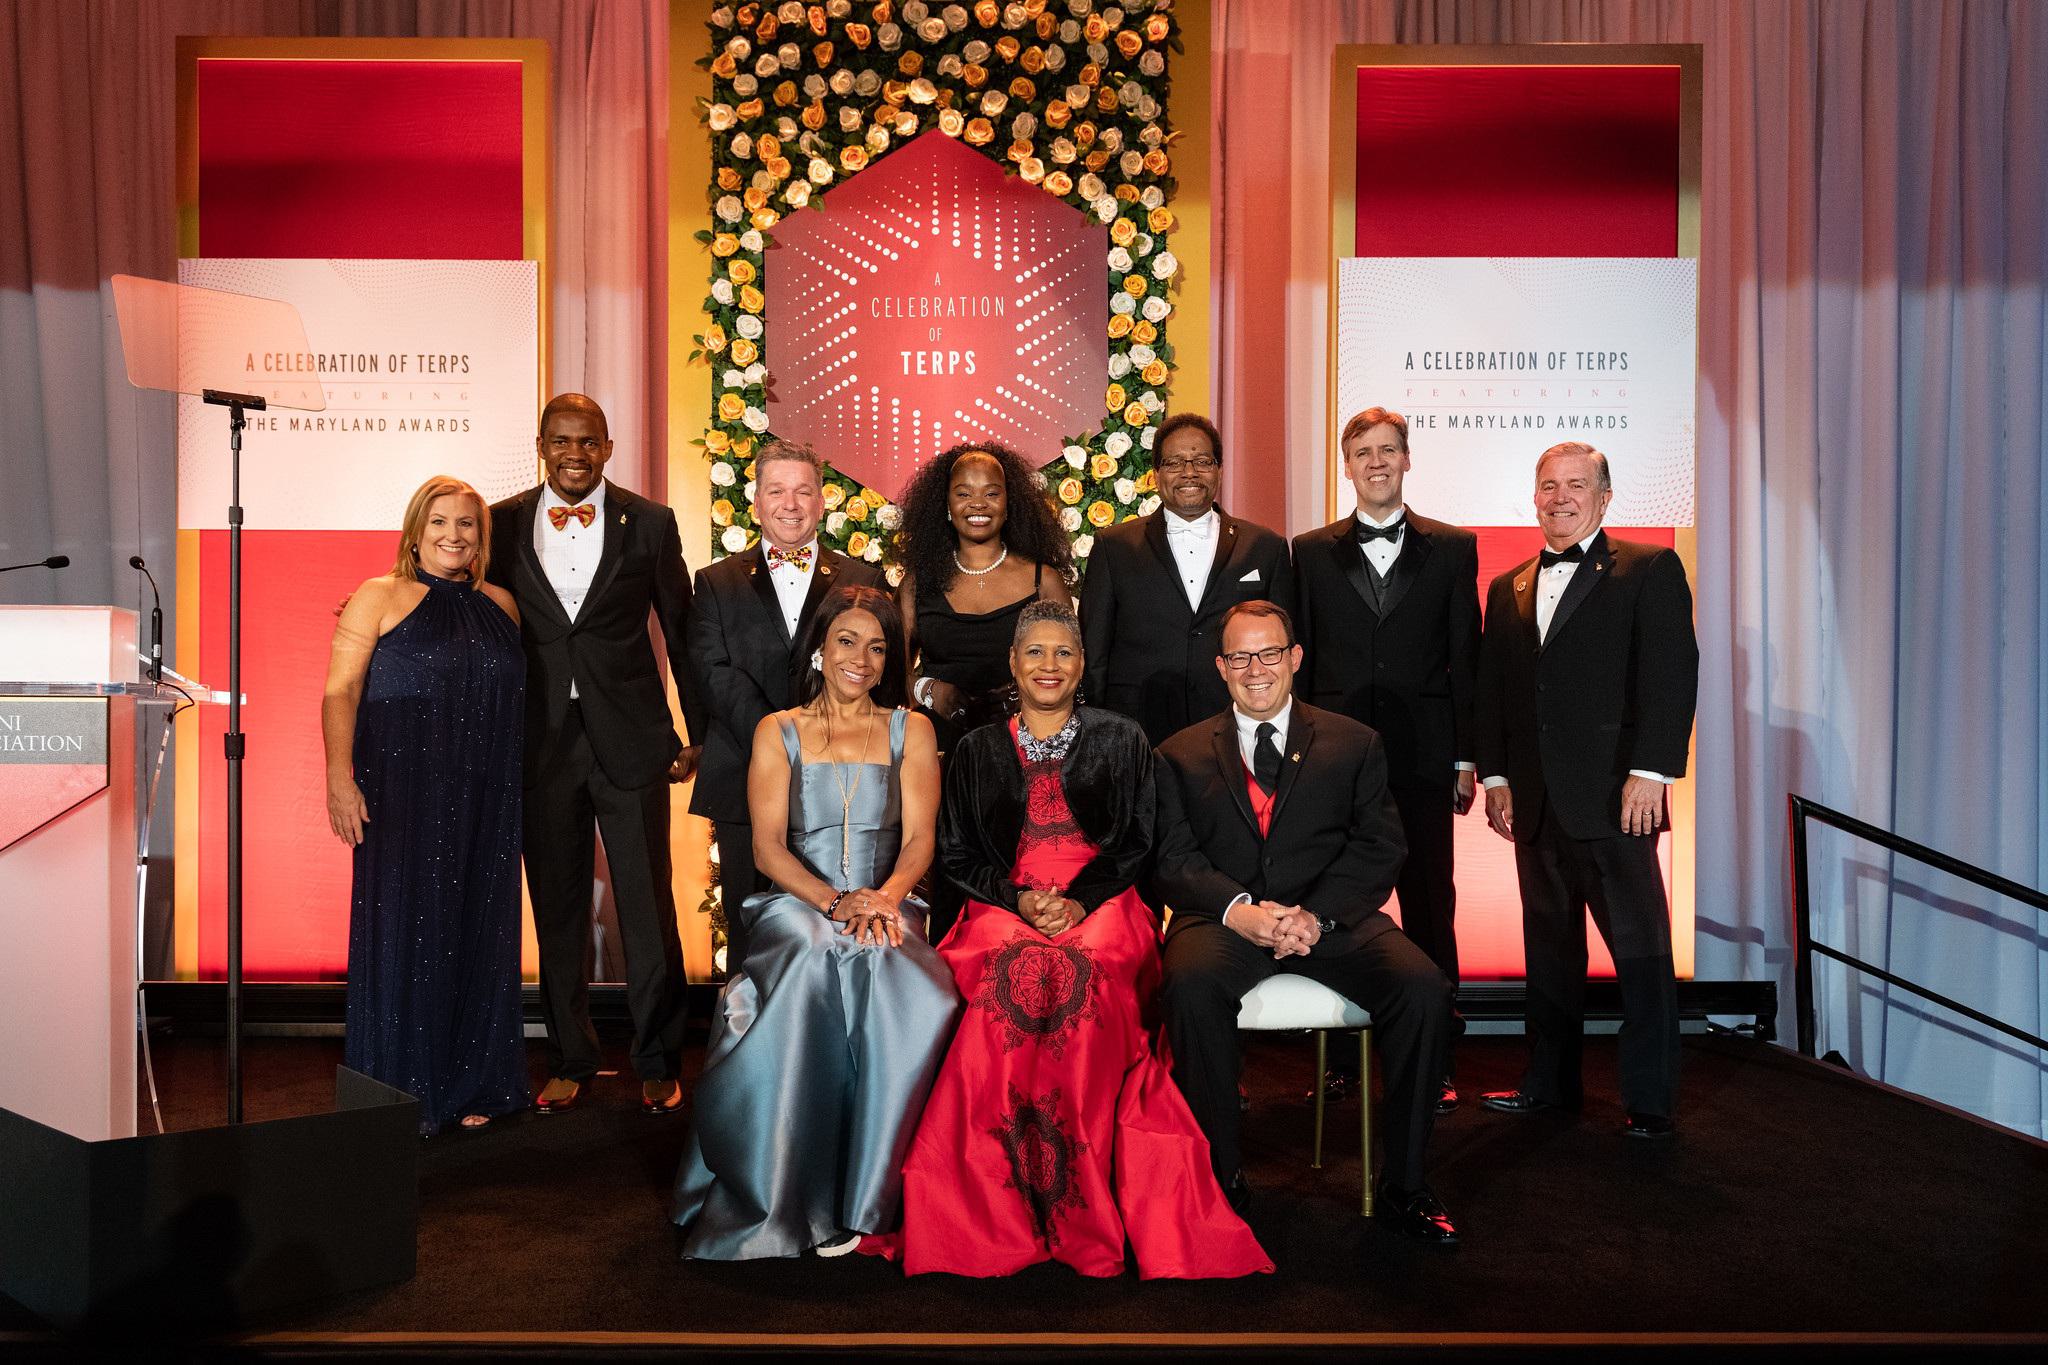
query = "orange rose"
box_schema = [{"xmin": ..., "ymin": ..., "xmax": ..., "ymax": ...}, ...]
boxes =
[
  {"xmin": 730, "ymin": 337, "xmax": 759, "ymax": 365},
  {"xmin": 705, "ymin": 428, "xmax": 731, "ymax": 455},
  {"xmin": 1008, "ymin": 139, "xmax": 1033, "ymax": 163},
  {"xmin": 809, "ymin": 6, "xmax": 828, "ymax": 36},
  {"xmin": 964, "ymin": 117, "xmax": 995, "ymax": 145},
  {"xmin": 751, "ymin": 207, "xmax": 780, "ymax": 230},
  {"xmin": 1149, "ymin": 206, "xmax": 1174, "ymax": 232},
  {"xmin": 1141, "ymin": 360, "xmax": 1169, "ymax": 386},
  {"xmin": 1114, "ymin": 183, "xmax": 1140, "ymax": 202},
  {"xmin": 1146, "ymin": 14, "xmax": 1171, "ymax": 42},
  {"xmin": 1115, "ymin": 30, "xmax": 1143, "ymax": 59},
  {"xmin": 703, "ymin": 323, "xmax": 728, "ymax": 353},
  {"xmin": 898, "ymin": 51, "xmax": 923, "ymax": 75},
  {"xmin": 1044, "ymin": 170, "xmax": 1073, "ymax": 196},
  {"xmin": 737, "ymin": 98, "xmax": 764, "ymax": 120},
  {"xmin": 710, "ymin": 52, "xmax": 737, "ymax": 79},
  {"xmin": 728, "ymin": 258, "xmax": 757, "ymax": 285},
  {"xmin": 1087, "ymin": 500, "xmax": 1116, "ymax": 528},
  {"xmin": 1020, "ymin": 46, "xmax": 1045, "ymax": 74},
  {"xmin": 812, "ymin": 40, "xmax": 834, "ymax": 65},
  {"xmin": 717, "ymin": 392, "xmax": 746, "ymax": 422},
  {"xmin": 1110, "ymin": 218, "xmax": 1137, "ymax": 246},
  {"xmin": 840, "ymin": 145, "xmax": 869, "ymax": 172},
  {"xmin": 711, "ymin": 233, "xmax": 740, "ymax": 257},
  {"xmin": 739, "ymin": 284, "xmax": 765, "ymax": 313},
  {"xmin": 1089, "ymin": 452, "xmax": 1117, "ymax": 480},
  {"xmin": 711, "ymin": 498, "xmax": 734, "ymax": 527},
  {"xmin": 743, "ymin": 186, "xmax": 769, "ymax": 212},
  {"xmin": 974, "ymin": 0, "xmax": 998, "ymax": 25},
  {"xmin": 1143, "ymin": 149, "xmax": 1170, "ymax": 176},
  {"xmin": 757, "ymin": 133, "xmax": 781, "ymax": 159},
  {"xmin": 766, "ymin": 156, "xmax": 792, "ymax": 181},
  {"xmin": 801, "ymin": 101, "xmax": 826, "ymax": 130},
  {"xmin": 963, "ymin": 63, "xmax": 988, "ymax": 88},
  {"xmin": 1073, "ymin": 121, "xmax": 1096, "ymax": 147},
  {"xmin": 845, "ymin": 22, "xmax": 871, "ymax": 48},
  {"xmin": 1106, "ymin": 383, "xmax": 1127, "ymax": 411},
  {"xmin": 1009, "ymin": 76, "xmax": 1036, "ymax": 100},
  {"xmin": 1057, "ymin": 476, "xmax": 1084, "ymax": 505},
  {"xmin": 1136, "ymin": 469, "xmax": 1156, "ymax": 494},
  {"xmin": 1036, "ymin": 12, "xmax": 1055, "ymax": 38},
  {"xmin": 1083, "ymin": 15, "xmax": 1108, "ymax": 43},
  {"xmin": 1078, "ymin": 63, "xmax": 1100, "ymax": 87},
  {"xmin": 1132, "ymin": 319, "xmax": 1159, "ymax": 343},
  {"xmin": 733, "ymin": 435, "xmax": 756, "ymax": 458},
  {"xmin": 772, "ymin": 80, "xmax": 797, "ymax": 107},
  {"xmin": 717, "ymin": 166, "xmax": 742, "ymax": 191},
  {"xmin": 994, "ymin": 36, "xmax": 1019, "ymax": 62},
  {"xmin": 1123, "ymin": 402, "xmax": 1150, "ymax": 427},
  {"xmin": 846, "ymin": 531, "xmax": 870, "ymax": 557},
  {"xmin": 1044, "ymin": 101, "xmax": 1071, "ymax": 129},
  {"xmin": 1083, "ymin": 149, "xmax": 1110, "ymax": 172},
  {"xmin": 754, "ymin": 14, "xmax": 778, "ymax": 41},
  {"xmin": 1107, "ymin": 314, "xmax": 1133, "ymax": 339},
  {"xmin": 1096, "ymin": 87, "xmax": 1118, "ymax": 114}
]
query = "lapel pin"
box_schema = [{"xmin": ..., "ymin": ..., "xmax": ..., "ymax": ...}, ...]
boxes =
[
  {"xmin": 1516, "ymin": 580, "xmax": 1528, "ymax": 592},
  {"xmin": 619, "ymin": 513, "xmax": 627, "ymax": 524}
]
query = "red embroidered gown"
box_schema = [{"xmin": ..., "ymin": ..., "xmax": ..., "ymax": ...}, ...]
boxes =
[{"xmin": 875, "ymin": 724, "xmax": 1271, "ymax": 1278}]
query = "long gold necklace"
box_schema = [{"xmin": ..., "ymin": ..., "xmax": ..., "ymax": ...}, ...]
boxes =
[{"xmin": 816, "ymin": 701, "xmax": 878, "ymax": 882}]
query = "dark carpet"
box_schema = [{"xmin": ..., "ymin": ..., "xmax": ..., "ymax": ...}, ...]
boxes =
[{"xmin": 5, "ymin": 1027, "xmax": 2047, "ymax": 1353}]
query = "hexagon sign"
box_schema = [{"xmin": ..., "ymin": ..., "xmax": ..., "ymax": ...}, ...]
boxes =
[{"xmin": 765, "ymin": 130, "xmax": 1108, "ymax": 501}]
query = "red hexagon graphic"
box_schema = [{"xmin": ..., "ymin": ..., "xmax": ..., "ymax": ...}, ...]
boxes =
[{"xmin": 765, "ymin": 130, "xmax": 1108, "ymax": 501}]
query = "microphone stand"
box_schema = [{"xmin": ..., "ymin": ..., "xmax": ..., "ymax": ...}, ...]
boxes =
[{"xmin": 204, "ymin": 387, "xmax": 264, "ymax": 1124}]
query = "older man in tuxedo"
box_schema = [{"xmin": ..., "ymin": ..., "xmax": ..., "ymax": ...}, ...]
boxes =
[
  {"xmin": 489, "ymin": 393, "xmax": 703, "ymax": 1116},
  {"xmin": 1079, "ymin": 413, "xmax": 1293, "ymax": 745},
  {"xmin": 686, "ymin": 440, "xmax": 881, "ymax": 969},
  {"xmin": 1154, "ymin": 601, "xmax": 1458, "ymax": 1244},
  {"xmin": 1475, "ymin": 442, "xmax": 1699, "ymax": 1139},
  {"xmin": 1293, "ymin": 407, "xmax": 1480, "ymax": 1110}
]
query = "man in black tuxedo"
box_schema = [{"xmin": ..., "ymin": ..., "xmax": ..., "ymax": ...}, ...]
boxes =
[
  {"xmin": 1155, "ymin": 601, "xmax": 1458, "ymax": 1244},
  {"xmin": 1294, "ymin": 407, "xmax": 1480, "ymax": 1109},
  {"xmin": 1079, "ymin": 413, "xmax": 1293, "ymax": 745},
  {"xmin": 1474, "ymin": 442, "xmax": 1698, "ymax": 1139},
  {"xmin": 686, "ymin": 440, "xmax": 881, "ymax": 968},
  {"xmin": 489, "ymin": 393, "xmax": 704, "ymax": 1116}
]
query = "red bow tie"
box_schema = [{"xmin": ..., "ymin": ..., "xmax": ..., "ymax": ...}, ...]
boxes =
[
  {"xmin": 548, "ymin": 503, "xmax": 596, "ymax": 531},
  {"xmin": 766, "ymin": 545, "xmax": 814, "ymax": 571}
]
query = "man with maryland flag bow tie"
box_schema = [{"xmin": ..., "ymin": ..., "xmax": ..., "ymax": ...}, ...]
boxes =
[{"xmin": 489, "ymin": 393, "xmax": 706, "ymax": 1117}]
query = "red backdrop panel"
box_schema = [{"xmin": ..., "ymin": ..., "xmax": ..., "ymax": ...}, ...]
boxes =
[
  {"xmin": 192, "ymin": 58, "xmax": 526, "ymax": 977},
  {"xmin": 198, "ymin": 59, "xmax": 524, "ymax": 259},
  {"xmin": 1351, "ymin": 62, "xmax": 1683, "ymax": 978},
  {"xmin": 1355, "ymin": 65, "xmax": 1680, "ymax": 258}
]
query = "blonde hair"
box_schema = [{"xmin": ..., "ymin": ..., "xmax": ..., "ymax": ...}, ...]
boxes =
[{"xmin": 394, "ymin": 476, "xmax": 491, "ymax": 583}]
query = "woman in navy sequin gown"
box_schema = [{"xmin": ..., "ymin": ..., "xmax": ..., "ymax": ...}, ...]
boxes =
[{"xmin": 323, "ymin": 475, "xmax": 529, "ymax": 1134}]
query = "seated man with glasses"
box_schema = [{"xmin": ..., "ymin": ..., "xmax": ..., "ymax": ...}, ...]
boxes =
[
  {"xmin": 1078, "ymin": 413, "xmax": 1293, "ymax": 745},
  {"xmin": 1152, "ymin": 600, "xmax": 1459, "ymax": 1245}
]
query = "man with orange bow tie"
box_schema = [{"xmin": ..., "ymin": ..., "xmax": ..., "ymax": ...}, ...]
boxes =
[{"xmin": 490, "ymin": 392, "xmax": 705, "ymax": 1117}]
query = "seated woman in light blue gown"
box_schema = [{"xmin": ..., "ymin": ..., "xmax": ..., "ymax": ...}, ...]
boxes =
[{"xmin": 673, "ymin": 584, "xmax": 962, "ymax": 1259}]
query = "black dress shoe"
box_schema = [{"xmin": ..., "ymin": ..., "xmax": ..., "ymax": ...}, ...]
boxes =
[
  {"xmin": 1478, "ymin": 1088, "xmax": 1554, "ymax": 1113},
  {"xmin": 1305, "ymin": 1067, "xmax": 1359, "ymax": 1104},
  {"xmin": 1622, "ymin": 1111, "xmax": 1676, "ymax": 1140},
  {"xmin": 1435, "ymin": 1079, "xmax": 1459, "ymax": 1114},
  {"xmin": 1223, "ymin": 1171, "xmax": 1253, "ymax": 1217},
  {"xmin": 1375, "ymin": 1183, "xmax": 1458, "ymax": 1246}
]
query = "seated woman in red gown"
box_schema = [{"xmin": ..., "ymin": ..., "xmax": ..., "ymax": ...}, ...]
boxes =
[{"xmin": 877, "ymin": 599, "xmax": 1271, "ymax": 1279}]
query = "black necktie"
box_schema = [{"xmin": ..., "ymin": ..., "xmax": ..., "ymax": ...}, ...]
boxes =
[
  {"xmin": 1539, "ymin": 544, "xmax": 1586, "ymax": 570},
  {"xmin": 1355, "ymin": 517, "xmax": 1405, "ymax": 544},
  {"xmin": 1252, "ymin": 721, "xmax": 1282, "ymax": 795}
]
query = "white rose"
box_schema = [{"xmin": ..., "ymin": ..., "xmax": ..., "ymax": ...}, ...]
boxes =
[
  {"xmin": 854, "ymin": 70, "xmax": 881, "ymax": 97},
  {"xmin": 1137, "ymin": 95, "xmax": 1160, "ymax": 121},
  {"xmin": 863, "ymin": 539, "xmax": 883, "ymax": 562},
  {"xmin": 735, "ymin": 313, "xmax": 765, "ymax": 339},
  {"xmin": 1102, "ymin": 5, "xmax": 1123, "ymax": 23},
  {"xmin": 1072, "ymin": 533, "xmax": 1094, "ymax": 559},
  {"xmin": 707, "ymin": 104, "xmax": 737, "ymax": 131},
  {"xmin": 716, "ymin": 195, "xmax": 744, "ymax": 222},
  {"xmin": 1067, "ymin": 0, "xmax": 1092, "ymax": 16},
  {"xmin": 777, "ymin": 115, "xmax": 798, "ymax": 141},
  {"xmin": 839, "ymin": 106, "xmax": 863, "ymax": 132},
  {"xmin": 1141, "ymin": 294, "xmax": 1171, "ymax": 322},
  {"xmin": 1127, "ymin": 344, "xmax": 1154, "ymax": 368},
  {"xmin": 827, "ymin": 511, "xmax": 848, "ymax": 534},
  {"xmin": 920, "ymin": 16, "xmax": 947, "ymax": 41},
  {"xmin": 809, "ymin": 157, "xmax": 833, "ymax": 185},
  {"xmin": 784, "ymin": 179, "xmax": 810, "ymax": 208},
  {"xmin": 803, "ymin": 74, "xmax": 827, "ymax": 99},
  {"xmin": 752, "ymin": 168, "xmax": 778, "ymax": 193},
  {"xmin": 733, "ymin": 73, "xmax": 759, "ymax": 97},
  {"xmin": 902, "ymin": 0, "xmax": 928, "ymax": 20},
  {"xmin": 1043, "ymin": 44, "xmax": 1066, "ymax": 71},
  {"xmin": 1107, "ymin": 353, "xmax": 1131, "ymax": 379},
  {"xmin": 1063, "ymin": 444, "xmax": 1088, "ymax": 469},
  {"xmin": 1151, "ymin": 250, "xmax": 1178, "ymax": 280},
  {"xmin": 742, "ymin": 406, "xmax": 771, "ymax": 433},
  {"xmin": 878, "ymin": 22, "xmax": 902, "ymax": 49},
  {"xmin": 727, "ymin": 36, "xmax": 752, "ymax": 58},
  {"xmin": 1051, "ymin": 136, "xmax": 1077, "ymax": 164},
  {"xmin": 1087, "ymin": 42, "xmax": 1107, "ymax": 65},
  {"xmin": 1140, "ymin": 390, "xmax": 1163, "ymax": 413},
  {"xmin": 1060, "ymin": 505, "xmax": 1083, "ymax": 532},
  {"xmin": 876, "ymin": 503, "xmax": 903, "ymax": 530},
  {"xmin": 1011, "ymin": 112, "xmax": 1037, "ymax": 141},
  {"xmin": 829, "ymin": 69, "xmax": 855, "ymax": 96},
  {"xmin": 1004, "ymin": 3, "xmax": 1029, "ymax": 27},
  {"xmin": 731, "ymin": 132, "xmax": 753, "ymax": 159},
  {"xmin": 1110, "ymin": 291, "xmax": 1136, "ymax": 316},
  {"xmin": 1119, "ymin": 81, "xmax": 1144, "ymax": 108},
  {"xmin": 778, "ymin": 1, "xmax": 805, "ymax": 21},
  {"xmin": 866, "ymin": 124, "xmax": 891, "ymax": 154},
  {"xmin": 1059, "ymin": 19, "xmax": 1081, "ymax": 42},
  {"xmin": 711, "ymin": 7, "xmax": 735, "ymax": 28},
  {"xmin": 1066, "ymin": 84, "xmax": 1089, "ymax": 108},
  {"xmin": 777, "ymin": 42, "xmax": 800, "ymax": 67},
  {"xmin": 1139, "ymin": 425, "xmax": 1156, "ymax": 450},
  {"xmin": 1140, "ymin": 185, "xmax": 1164, "ymax": 209},
  {"xmin": 722, "ymin": 368, "xmax": 746, "ymax": 387},
  {"xmin": 1114, "ymin": 477, "xmax": 1136, "ymax": 503},
  {"xmin": 980, "ymin": 90, "xmax": 1008, "ymax": 117},
  {"xmin": 1135, "ymin": 232, "xmax": 1152, "ymax": 255},
  {"xmin": 1104, "ymin": 430, "xmax": 1132, "ymax": 458},
  {"xmin": 937, "ymin": 53, "xmax": 964, "ymax": 76},
  {"xmin": 744, "ymin": 481, "xmax": 756, "ymax": 502},
  {"xmin": 1077, "ymin": 173, "xmax": 1104, "ymax": 201},
  {"xmin": 1139, "ymin": 494, "xmax": 1160, "ymax": 515},
  {"xmin": 1107, "ymin": 246, "xmax": 1132, "ymax": 273},
  {"xmin": 944, "ymin": 5, "xmax": 969, "ymax": 30},
  {"xmin": 1139, "ymin": 50, "xmax": 1164, "ymax": 77},
  {"xmin": 721, "ymin": 525, "xmax": 751, "ymax": 553},
  {"xmin": 745, "ymin": 362, "xmax": 767, "ymax": 385},
  {"xmin": 828, "ymin": 0, "xmax": 852, "ymax": 14},
  {"xmin": 1100, "ymin": 126, "xmax": 1123, "ymax": 154},
  {"xmin": 753, "ymin": 53, "xmax": 781, "ymax": 78},
  {"xmin": 740, "ymin": 228, "xmax": 765, "ymax": 251},
  {"xmin": 711, "ymin": 279, "xmax": 734, "ymax": 305},
  {"xmin": 711, "ymin": 461, "xmax": 736, "ymax": 486},
  {"xmin": 1094, "ymin": 196, "xmax": 1118, "ymax": 224}
]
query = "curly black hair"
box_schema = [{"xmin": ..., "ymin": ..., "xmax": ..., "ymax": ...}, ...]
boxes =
[{"xmin": 888, "ymin": 440, "xmax": 1075, "ymax": 596}]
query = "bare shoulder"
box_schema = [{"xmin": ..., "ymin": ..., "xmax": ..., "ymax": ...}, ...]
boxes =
[{"xmin": 900, "ymin": 706, "xmax": 938, "ymax": 747}]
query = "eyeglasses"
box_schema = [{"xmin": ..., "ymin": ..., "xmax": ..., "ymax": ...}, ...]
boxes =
[
  {"xmin": 1157, "ymin": 455, "xmax": 1220, "ymax": 473},
  {"xmin": 1220, "ymin": 646, "xmax": 1289, "ymax": 670}
]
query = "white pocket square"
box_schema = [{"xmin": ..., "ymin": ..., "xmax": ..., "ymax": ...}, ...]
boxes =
[{"xmin": 1240, "ymin": 570, "xmax": 1260, "ymax": 582}]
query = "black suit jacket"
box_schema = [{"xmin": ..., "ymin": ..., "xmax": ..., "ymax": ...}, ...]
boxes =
[
  {"xmin": 1292, "ymin": 511, "xmax": 1480, "ymax": 791},
  {"xmin": 488, "ymin": 480, "xmax": 704, "ymax": 791},
  {"xmin": 1152, "ymin": 702, "xmax": 1407, "ymax": 957},
  {"xmin": 684, "ymin": 544, "xmax": 883, "ymax": 823},
  {"xmin": 938, "ymin": 707, "xmax": 1155, "ymax": 916},
  {"xmin": 1079, "ymin": 508, "xmax": 1294, "ymax": 745},
  {"xmin": 1474, "ymin": 532, "xmax": 1699, "ymax": 843}
]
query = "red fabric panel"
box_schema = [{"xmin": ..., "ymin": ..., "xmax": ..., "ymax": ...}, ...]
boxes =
[
  {"xmin": 196, "ymin": 529, "xmax": 393, "ymax": 979},
  {"xmin": 197, "ymin": 59, "xmax": 524, "ymax": 259},
  {"xmin": 1355, "ymin": 65, "xmax": 1680, "ymax": 257}
]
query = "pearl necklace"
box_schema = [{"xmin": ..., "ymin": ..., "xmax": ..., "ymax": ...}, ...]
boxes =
[{"xmin": 952, "ymin": 544, "xmax": 1009, "ymax": 576}]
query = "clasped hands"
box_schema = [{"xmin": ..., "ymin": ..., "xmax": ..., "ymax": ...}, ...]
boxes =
[
  {"xmin": 1017, "ymin": 887, "xmax": 1084, "ymax": 937},
  {"xmin": 1226, "ymin": 899, "xmax": 1320, "ymax": 959},
  {"xmin": 831, "ymin": 887, "xmax": 906, "ymax": 947}
]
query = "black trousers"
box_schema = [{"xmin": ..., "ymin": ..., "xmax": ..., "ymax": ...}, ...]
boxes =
[
  {"xmin": 1389, "ymin": 780, "xmax": 1459, "ymax": 988},
  {"xmin": 1514, "ymin": 812, "xmax": 1680, "ymax": 1117},
  {"xmin": 523, "ymin": 703, "xmax": 688, "ymax": 1083},
  {"xmin": 713, "ymin": 819, "xmax": 762, "ymax": 971},
  {"xmin": 1160, "ymin": 919, "xmax": 1453, "ymax": 1193}
]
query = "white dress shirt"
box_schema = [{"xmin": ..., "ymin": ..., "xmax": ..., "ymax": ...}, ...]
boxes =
[
  {"xmin": 536, "ymin": 481, "xmax": 607, "ymax": 698},
  {"xmin": 1163, "ymin": 507, "xmax": 1218, "ymax": 609},
  {"xmin": 764, "ymin": 538, "xmax": 818, "ymax": 638},
  {"xmin": 1233, "ymin": 698, "xmax": 1293, "ymax": 777},
  {"xmin": 1482, "ymin": 530, "xmax": 1668, "ymax": 790},
  {"xmin": 1353, "ymin": 505, "xmax": 1406, "ymax": 578}
]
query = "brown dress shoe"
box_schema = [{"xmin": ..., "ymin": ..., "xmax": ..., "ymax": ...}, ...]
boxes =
[
  {"xmin": 535, "ymin": 1077, "xmax": 582, "ymax": 1113},
  {"xmin": 641, "ymin": 1079, "xmax": 684, "ymax": 1114}
]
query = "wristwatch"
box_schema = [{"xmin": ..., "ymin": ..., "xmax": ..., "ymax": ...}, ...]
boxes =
[
  {"xmin": 912, "ymin": 676, "xmax": 935, "ymax": 708},
  {"xmin": 1316, "ymin": 915, "xmax": 1338, "ymax": 936}
]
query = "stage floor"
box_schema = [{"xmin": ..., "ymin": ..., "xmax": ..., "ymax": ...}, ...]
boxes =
[{"xmin": 6, "ymin": 1028, "xmax": 2047, "ymax": 1357}]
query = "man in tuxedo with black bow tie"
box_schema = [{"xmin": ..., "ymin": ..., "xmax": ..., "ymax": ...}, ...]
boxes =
[
  {"xmin": 1154, "ymin": 601, "xmax": 1458, "ymax": 1244},
  {"xmin": 1078, "ymin": 413, "xmax": 1293, "ymax": 745},
  {"xmin": 490, "ymin": 393, "xmax": 703, "ymax": 1116},
  {"xmin": 1474, "ymin": 442, "xmax": 1698, "ymax": 1139},
  {"xmin": 685, "ymin": 440, "xmax": 881, "ymax": 968},
  {"xmin": 1292, "ymin": 407, "xmax": 1481, "ymax": 1111}
]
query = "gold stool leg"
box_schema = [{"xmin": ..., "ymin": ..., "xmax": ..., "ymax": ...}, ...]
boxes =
[
  {"xmin": 1312, "ymin": 1029, "xmax": 1327, "ymax": 1169},
  {"xmin": 1360, "ymin": 1027, "xmax": 1374, "ymax": 1217}
]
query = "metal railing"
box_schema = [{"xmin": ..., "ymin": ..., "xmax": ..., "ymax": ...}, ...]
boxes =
[{"xmin": 1788, "ymin": 794, "xmax": 2048, "ymax": 1059}]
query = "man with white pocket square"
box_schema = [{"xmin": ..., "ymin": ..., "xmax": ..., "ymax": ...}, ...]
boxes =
[{"xmin": 1079, "ymin": 413, "xmax": 1295, "ymax": 746}]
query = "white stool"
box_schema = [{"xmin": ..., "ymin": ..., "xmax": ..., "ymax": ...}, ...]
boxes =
[{"xmin": 1235, "ymin": 975, "xmax": 1375, "ymax": 1215}]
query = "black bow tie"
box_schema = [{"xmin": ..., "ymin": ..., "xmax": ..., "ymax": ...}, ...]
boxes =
[
  {"xmin": 1539, "ymin": 544, "xmax": 1586, "ymax": 570},
  {"xmin": 1355, "ymin": 518, "xmax": 1405, "ymax": 544}
]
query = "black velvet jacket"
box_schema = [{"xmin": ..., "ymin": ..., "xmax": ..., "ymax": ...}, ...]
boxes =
[{"xmin": 938, "ymin": 706, "xmax": 1156, "ymax": 916}]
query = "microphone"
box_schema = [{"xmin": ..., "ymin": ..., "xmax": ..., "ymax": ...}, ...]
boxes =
[
  {"xmin": 130, "ymin": 555, "xmax": 163, "ymax": 683},
  {"xmin": 0, "ymin": 555, "xmax": 68, "ymax": 572}
]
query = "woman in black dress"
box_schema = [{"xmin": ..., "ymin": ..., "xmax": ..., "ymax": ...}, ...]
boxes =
[{"xmin": 322, "ymin": 475, "xmax": 528, "ymax": 1134}]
